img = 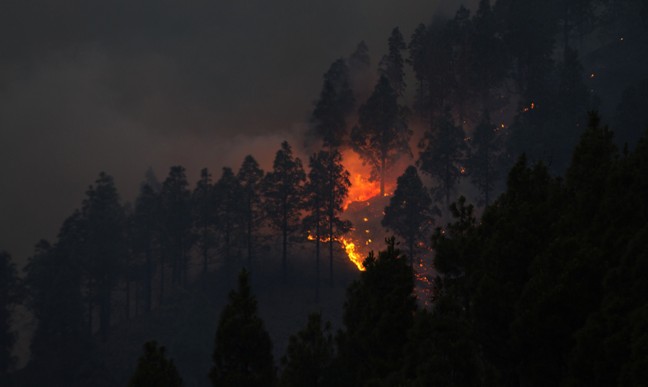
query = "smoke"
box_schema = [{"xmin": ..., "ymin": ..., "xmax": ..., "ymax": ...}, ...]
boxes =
[{"xmin": 0, "ymin": 0, "xmax": 478, "ymax": 267}]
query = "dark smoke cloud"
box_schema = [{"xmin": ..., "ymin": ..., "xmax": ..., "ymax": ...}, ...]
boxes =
[{"xmin": 0, "ymin": 0, "xmax": 474, "ymax": 266}]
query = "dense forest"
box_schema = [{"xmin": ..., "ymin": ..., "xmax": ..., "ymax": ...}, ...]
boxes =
[{"xmin": 1, "ymin": 0, "xmax": 648, "ymax": 385}]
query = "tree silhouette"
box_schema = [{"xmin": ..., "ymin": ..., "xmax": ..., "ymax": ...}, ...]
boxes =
[
  {"xmin": 418, "ymin": 109, "xmax": 467, "ymax": 207},
  {"xmin": 81, "ymin": 172, "xmax": 127, "ymax": 341},
  {"xmin": 352, "ymin": 76, "xmax": 411, "ymax": 196},
  {"xmin": 311, "ymin": 59, "xmax": 355, "ymax": 148},
  {"xmin": 379, "ymin": 27, "xmax": 407, "ymax": 97},
  {"xmin": 129, "ymin": 341, "xmax": 183, "ymax": 387},
  {"xmin": 382, "ymin": 166, "xmax": 439, "ymax": 265},
  {"xmin": 263, "ymin": 142, "xmax": 306, "ymax": 280},
  {"xmin": 192, "ymin": 168, "xmax": 216, "ymax": 276},
  {"xmin": 131, "ymin": 182, "xmax": 160, "ymax": 312},
  {"xmin": 237, "ymin": 155, "xmax": 265, "ymax": 269},
  {"xmin": 160, "ymin": 166, "xmax": 193, "ymax": 288},
  {"xmin": 467, "ymin": 111, "xmax": 503, "ymax": 206},
  {"xmin": 335, "ymin": 239, "xmax": 416, "ymax": 385},
  {"xmin": 0, "ymin": 251, "xmax": 19, "ymax": 376},
  {"xmin": 210, "ymin": 270, "xmax": 275, "ymax": 387},
  {"xmin": 214, "ymin": 167, "xmax": 242, "ymax": 265},
  {"xmin": 279, "ymin": 313, "xmax": 334, "ymax": 387},
  {"xmin": 303, "ymin": 150, "xmax": 350, "ymax": 294}
]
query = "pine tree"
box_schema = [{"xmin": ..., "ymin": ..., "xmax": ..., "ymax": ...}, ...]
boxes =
[
  {"xmin": 335, "ymin": 239, "xmax": 416, "ymax": 385},
  {"xmin": 0, "ymin": 251, "xmax": 19, "ymax": 376},
  {"xmin": 237, "ymin": 155, "xmax": 265, "ymax": 269},
  {"xmin": 81, "ymin": 172, "xmax": 127, "ymax": 341},
  {"xmin": 131, "ymin": 182, "xmax": 160, "ymax": 312},
  {"xmin": 311, "ymin": 59, "xmax": 355, "ymax": 148},
  {"xmin": 263, "ymin": 142, "xmax": 306, "ymax": 280},
  {"xmin": 192, "ymin": 168, "xmax": 216, "ymax": 276},
  {"xmin": 467, "ymin": 111, "xmax": 503, "ymax": 206},
  {"xmin": 382, "ymin": 166, "xmax": 439, "ymax": 265},
  {"xmin": 160, "ymin": 166, "xmax": 193, "ymax": 287},
  {"xmin": 379, "ymin": 27, "xmax": 407, "ymax": 97},
  {"xmin": 279, "ymin": 313, "xmax": 334, "ymax": 387},
  {"xmin": 352, "ymin": 76, "xmax": 411, "ymax": 196},
  {"xmin": 417, "ymin": 109, "xmax": 467, "ymax": 207},
  {"xmin": 214, "ymin": 167, "xmax": 242, "ymax": 265},
  {"xmin": 129, "ymin": 341, "xmax": 183, "ymax": 387},
  {"xmin": 303, "ymin": 150, "xmax": 350, "ymax": 295},
  {"xmin": 210, "ymin": 270, "xmax": 275, "ymax": 387}
]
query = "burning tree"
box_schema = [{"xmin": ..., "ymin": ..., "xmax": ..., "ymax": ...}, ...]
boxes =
[
  {"xmin": 263, "ymin": 141, "xmax": 306, "ymax": 280},
  {"xmin": 351, "ymin": 76, "xmax": 411, "ymax": 196},
  {"xmin": 303, "ymin": 150, "xmax": 351, "ymax": 296},
  {"xmin": 382, "ymin": 166, "xmax": 439, "ymax": 265}
]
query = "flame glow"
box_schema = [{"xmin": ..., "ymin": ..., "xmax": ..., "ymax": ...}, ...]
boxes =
[
  {"xmin": 339, "ymin": 237, "xmax": 365, "ymax": 271},
  {"xmin": 342, "ymin": 149, "xmax": 381, "ymax": 209}
]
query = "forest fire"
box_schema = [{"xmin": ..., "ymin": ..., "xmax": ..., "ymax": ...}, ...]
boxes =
[{"xmin": 342, "ymin": 149, "xmax": 381, "ymax": 209}]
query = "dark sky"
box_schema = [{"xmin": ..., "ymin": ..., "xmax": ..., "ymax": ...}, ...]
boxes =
[{"xmin": 0, "ymin": 0, "xmax": 472, "ymax": 266}]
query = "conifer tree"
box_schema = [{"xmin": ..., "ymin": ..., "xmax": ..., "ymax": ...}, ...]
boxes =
[
  {"xmin": 382, "ymin": 166, "xmax": 438, "ymax": 264},
  {"xmin": 417, "ymin": 109, "xmax": 467, "ymax": 207},
  {"xmin": 237, "ymin": 155, "xmax": 265, "ymax": 269},
  {"xmin": 303, "ymin": 150, "xmax": 350, "ymax": 294},
  {"xmin": 192, "ymin": 168, "xmax": 216, "ymax": 275},
  {"xmin": 263, "ymin": 142, "xmax": 306, "ymax": 279},
  {"xmin": 352, "ymin": 76, "xmax": 411, "ymax": 196},
  {"xmin": 335, "ymin": 239, "xmax": 416, "ymax": 385},
  {"xmin": 210, "ymin": 270, "xmax": 275, "ymax": 387},
  {"xmin": 129, "ymin": 341, "xmax": 183, "ymax": 387},
  {"xmin": 81, "ymin": 172, "xmax": 127, "ymax": 341},
  {"xmin": 131, "ymin": 182, "xmax": 160, "ymax": 312},
  {"xmin": 467, "ymin": 112, "xmax": 503, "ymax": 206},
  {"xmin": 214, "ymin": 167, "xmax": 242, "ymax": 265},
  {"xmin": 379, "ymin": 27, "xmax": 407, "ymax": 97},
  {"xmin": 311, "ymin": 59, "xmax": 355, "ymax": 148},
  {"xmin": 0, "ymin": 251, "xmax": 19, "ymax": 376},
  {"xmin": 160, "ymin": 166, "xmax": 193, "ymax": 287},
  {"xmin": 280, "ymin": 313, "xmax": 334, "ymax": 387}
]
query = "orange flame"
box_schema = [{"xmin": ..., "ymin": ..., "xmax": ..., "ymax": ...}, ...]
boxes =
[
  {"xmin": 342, "ymin": 149, "xmax": 381, "ymax": 209},
  {"xmin": 307, "ymin": 232, "xmax": 366, "ymax": 271},
  {"xmin": 339, "ymin": 237, "xmax": 366, "ymax": 271}
]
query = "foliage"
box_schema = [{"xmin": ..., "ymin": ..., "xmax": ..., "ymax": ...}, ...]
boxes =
[
  {"xmin": 382, "ymin": 166, "xmax": 438, "ymax": 264},
  {"xmin": 129, "ymin": 341, "xmax": 183, "ymax": 387},
  {"xmin": 279, "ymin": 313, "xmax": 334, "ymax": 387},
  {"xmin": 210, "ymin": 270, "xmax": 275, "ymax": 387}
]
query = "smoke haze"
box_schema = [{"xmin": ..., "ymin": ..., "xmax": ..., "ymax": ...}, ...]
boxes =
[{"xmin": 0, "ymin": 1, "xmax": 478, "ymax": 266}]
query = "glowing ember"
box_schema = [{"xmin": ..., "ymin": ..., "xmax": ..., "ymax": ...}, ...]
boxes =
[{"xmin": 340, "ymin": 237, "xmax": 366, "ymax": 271}]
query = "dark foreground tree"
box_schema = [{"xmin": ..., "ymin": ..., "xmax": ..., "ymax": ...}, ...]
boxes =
[
  {"xmin": 334, "ymin": 238, "xmax": 416, "ymax": 386},
  {"xmin": 382, "ymin": 166, "xmax": 438, "ymax": 265},
  {"xmin": 210, "ymin": 270, "xmax": 275, "ymax": 387},
  {"xmin": 279, "ymin": 313, "xmax": 334, "ymax": 387},
  {"xmin": 0, "ymin": 251, "xmax": 19, "ymax": 376},
  {"xmin": 129, "ymin": 341, "xmax": 182, "ymax": 387}
]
